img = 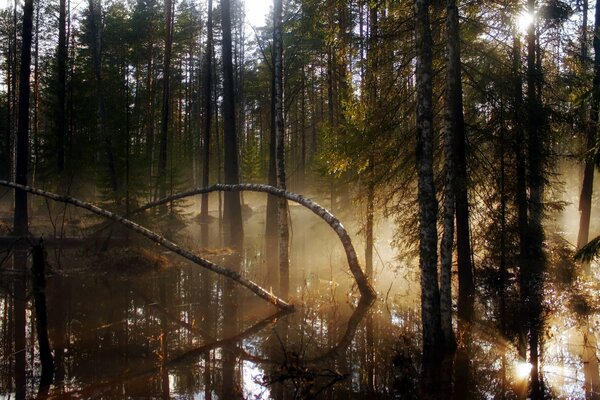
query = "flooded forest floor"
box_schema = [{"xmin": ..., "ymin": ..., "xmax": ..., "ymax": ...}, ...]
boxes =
[{"xmin": 0, "ymin": 183, "xmax": 599, "ymax": 399}]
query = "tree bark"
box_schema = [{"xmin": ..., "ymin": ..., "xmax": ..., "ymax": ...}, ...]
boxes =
[
  {"xmin": 440, "ymin": 0, "xmax": 461, "ymax": 351},
  {"xmin": 221, "ymin": 0, "xmax": 243, "ymax": 246},
  {"xmin": 578, "ymin": 0, "xmax": 599, "ymax": 274},
  {"xmin": 201, "ymin": 0, "xmax": 214, "ymax": 248},
  {"xmin": 449, "ymin": 0, "xmax": 474, "ymax": 322},
  {"xmin": 56, "ymin": 0, "xmax": 67, "ymax": 172},
  {"xmin": 157, "ymin": 0, "xmax": 173, "ymax": 201},
  {"xmin": 414, "ymin": 0, "xmax": 443, "ymax": 362},
  {"xmin": 13, "ymin": 0, "xmax": 34, "ymax": 236},
  {"xmin": 273, "ymin": 0, "xmax": 290, "ymax": 299}
]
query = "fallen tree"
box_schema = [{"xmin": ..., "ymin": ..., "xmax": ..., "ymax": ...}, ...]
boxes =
[
  {"xmin": 0, "ymin": 181, "xmax": 376, "ymax": 306},
  {"xmin": 134, "ymin": 183, "xmax": 376, "ymax": 300},
  {"xmin": 0, "ymin": 180, "xmax": 293, "ymax": 311}
]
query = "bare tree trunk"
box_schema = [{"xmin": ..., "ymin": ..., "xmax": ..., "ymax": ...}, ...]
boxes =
[
  {"xmin": 273, "ymin": 0, "xmax": 290, "ymax": 299},
  {"xmin": 13, "ymin": 0, "xmax": 34, "ymax": 236},
  {"xmin": 146, "ymin": 42, "xmax": 155, "ymax": 177},
  {"xmin": 221, "ymin": 0, "xmax": 243, "ymax": 246},
  {"xmin": 136, "ymin": 183, "xmax": 377, "ymax": 300},
  {"xmin": 448, "ymin": 0, "xmax": 474, "ymax": 321},
  {"xmin": 578, "ymin": 0, "xmax": 598, "ymax": 277},
  {"xmin": 201, "ymin": 0, "xmax": 214, "ymax": 248},
  {"xmin": 157, "ymin": 0, "xmax": 173, "ymax": 201},
  {"xmin": 32, "ymin": 2, "xmax": 39, "ymax": 186},
  {"xmin": 414, "ymin": 0, "xmax": 443, "ymax": 363},
  {"xmin": 88, "ymin": 0, "xmax": 119, "ymax": 194},
  {"xmin": 526, "ymin": 1, "xmax": 546, "ymax": 397},
  {"xmin": 265, "ymin": 53, "xmax": 279, "ymax": 291},
  {"xmin": 56, "ymin": 0, "xmax": 67, "ymax": 172}
]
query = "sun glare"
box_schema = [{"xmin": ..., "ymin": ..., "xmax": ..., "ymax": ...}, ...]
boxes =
[
  {"xmin": 515, "ymin": 361, "xmax": 533, "ymax": 379},
  {"xmin": 516, "ymin": 11, "xmax": 535, "ymax": 34}
]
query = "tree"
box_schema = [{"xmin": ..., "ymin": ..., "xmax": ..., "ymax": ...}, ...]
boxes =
[
  {"xmin": 578, "ymin": 0, "xmax": 598, "ymax": 272},
  {"xmin": 201, "ymin": 0, "xmax": 214, "ymax": 248},
  {"xmin": 221, "ymin": 0, "xmax": 243, "ymax": 245},
  {"xmin": 273, "ymin": 0, "xmax": 290, "ymax": 298},
  {"xmin": 87, "ymin": 0, "xmax": 119, "ymax": 195},
  {"xmin": 13, "ymin": 0, "xmax": 34, "ymax": 236},
  {"xmin": 56, "ymin": 0, "xmax": 67, "ymax": 172},
  {"xmin": 157, "ymin": 0, "xmax": 173, "ymax": 201},
  {"xmin": 414, "ymin": 0, "xmax": 442, "ymax": 362}
]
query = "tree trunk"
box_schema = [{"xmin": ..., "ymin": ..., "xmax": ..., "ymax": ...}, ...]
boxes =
[
  {"xmin": 13, "ymin": 0, "xmax": 34, "ymax": 236},
  {"xmin": 526, "ymin": 1, "xmax": 546, "ymax": 397},
  {"xmin": 157, "ymin": 0, "xmax": 173, "ymax": 201},
  {"xmin": 133, "ymin": 183, "xmax": 376, "ymax": 300},
  {"xmin": 414, "ymin": 0, "xmax": 443, "ymax": 363},
  {"xmin": 578, "ymin": 0, "xmax": 598, "ymax": 277},
  {"xmin": 440, "ymin": 0, "xmax": 462, "ymax": 351},
  {"xmin": 273, "ymin": 0, "xmax": 290, "ymax": 299},
  {"xmin": 448, "ymin": 0, "xmax": 475, "ymax": 321},
  {"xmin": 265, "ymin": 50, "xmax": 279, "ymax": 291},
  {"xmin": 88, "ymin": 0, "xmax": 119, "ymax": 194},
  {"xmin": 201, "ymin": 0, "xmax": 213, "ymax": 248},
  {"xmin": 56, "ymin": 0, "xmax": 67, "ymax": 172},
  {"xmin": 221, "ymin": 0, "xmax": 243, "ymax": 247}
]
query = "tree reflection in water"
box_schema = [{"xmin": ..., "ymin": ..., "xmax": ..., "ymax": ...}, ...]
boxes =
[{"xmin": 0, "ymin": 237, "xmax": 597, "ymax": 398}]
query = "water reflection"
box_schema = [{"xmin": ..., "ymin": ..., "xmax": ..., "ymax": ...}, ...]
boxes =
[{"xmin": 0, "ymin": 199, "xmax": 598, "ymax": 398}]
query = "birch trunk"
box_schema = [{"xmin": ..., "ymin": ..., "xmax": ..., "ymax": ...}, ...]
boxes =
[{"xmin": 414, "ymin": 0, "xmax": 443, "ymax": 361}]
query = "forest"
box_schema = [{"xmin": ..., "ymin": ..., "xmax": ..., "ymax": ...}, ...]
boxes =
[{"xmin": 0, "ymin": 0, "xmax": 599, "ymax": 398}]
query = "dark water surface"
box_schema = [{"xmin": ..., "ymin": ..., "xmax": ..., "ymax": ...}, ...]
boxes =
[{"xmin": 0, "ymin": 196, "xmax": 598, "ymax": 399}]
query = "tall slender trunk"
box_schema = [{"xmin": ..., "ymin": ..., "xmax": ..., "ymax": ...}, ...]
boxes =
[
  {"xmin": 201, "ymin": 0, "xmax": 214, "ymax": 248},
  {"xmin": 221, "ymin": 0, "xmax": 243, "ymax": 246},
  {"xmin": 32, "ymin": 2, "xmax": 39, "ymax": 186},
  {"xmin": 414, "ymin": 0, "xmax": 442, "ymax": 363},
  {"xmin": 449, "ymin": 0, "xmax": 474, "ymax": 321},
  {"xmin": 146, "ymin": 43, "xmax": 155, "ymax": 177},
  {"xmin": 13, "ymin": 0, "xmax": 34, "ymax": 236},
  {"xmin": 88, "ymin": 0, "xmax": 119, "ymax": 194},
  {"xmin": 265, "ymin": 51, "xmax": 279, "ymax": 291},
  {"xmin": 273, "ymin": 0, "xmax": 289, "ymax": 298},
  {"xmin": 158, "ymin": 0, "xmax": 173, "ymax": 201},
  {"xmin": 578, "ymin": 0, "xmax": 598, "ymax": 276},
  {"xmin": 526, "ymin": 1, "xmax": 546, "ymax": 397},
  {"xmin": 56, "ymin": 0, "xmax": 67, "ymax": 172}
]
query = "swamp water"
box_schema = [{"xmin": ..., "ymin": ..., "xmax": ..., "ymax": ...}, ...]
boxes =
[{"xmin": 0, "ymin": 193, "xmax": 598, "ymax": 399}]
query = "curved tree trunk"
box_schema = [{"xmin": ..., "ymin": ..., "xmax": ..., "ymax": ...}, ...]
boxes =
[
  {"xmin": 0, "ymin": 181, "xmax": 293, "ymax": 311},
  {"xmin": 137, "ymin": 183, "xmax": 376, "ymax": 300}
]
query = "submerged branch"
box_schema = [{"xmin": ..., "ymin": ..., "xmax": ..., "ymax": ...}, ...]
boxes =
[
  {"xmin": 0, "ymin": 181, "xmax": 293, "ymax": 311},
  {"xmin": 135, "ymin": 183, "xmax": 377, "ymax": 301}
]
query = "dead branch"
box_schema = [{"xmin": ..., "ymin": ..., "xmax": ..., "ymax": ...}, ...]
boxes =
[
  {"xmin": 135, "ymin": 183, "xmax": 377, "ymax": 301},
  {"xmin": 0, "ymin": 181, "xmax": 293, "ymax": 311}
]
